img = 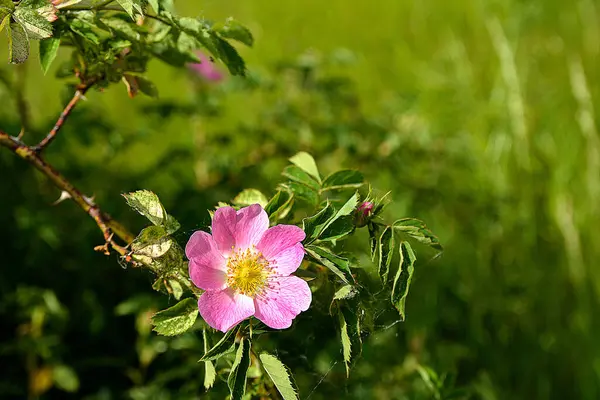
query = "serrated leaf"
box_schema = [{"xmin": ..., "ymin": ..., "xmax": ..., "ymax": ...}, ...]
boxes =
[
  {"xmin": 228, "ymin": 337, "xmax": 251, "ymax": 400},
  {"xmin": 259, "ymin": 353, "xmax": 299, "ymax": 400},
  {"xmin": 13, "ymin": 1, "xmax": 52, "ymax": 40},
  {"xmin": 7, "ymin": 22, "xmax": 30, "ymax": 64},
  {"xmin": 391, "ymin": 241, "xmax": 416, "ymax": 320},
  {"xmin": 39, "ymin": 37, "xmax": 59, "ymax": 74},
  {"xmin": 52, "ymin": 365, "xmax": 79, "ymax": 392},
  {"xmin": 265, "ymin": 190, "xmax": 294, "ymax": 221},
  {"xmin": 151, "ymin": 298, "xmax": 198, "ymax": 336},
  {"xmin": 214, "ymin": 35, "xmax": 245, "ymax": 76},
  {"xmin": 302, "ymin": 203, "xmax": 335, "ymax": 243},
  {"xmin": 123, "ymin": 190, "xmax": 166, "ymax": 226},
  {"xmin": 99, "ymin": 17, "xmax": 140, "ymax": 41},
  {"xmin": 338, "ymin": 305, "xmax": 362, "ymax": 377},
  {"xmin": 131, "ymin": 226, "xmax": 172, "ymax": 258},
  {"xmin": 233, "ymin": 189, "xmax": 268, "ymax": 208},
  {"xmin": 115, "ymin": 0, "xmax": 143, "ymax": 18},
  {"xmin": 368, "ymin": 222, "xmax": 379, "ymax": 261},
  {"xmin": 289, "ymin": 152, "xmax": 320, "ymax": 182},
  {"xmin": 378, "ymin": 226, "xmax": 394, "ymax": 283},
  {"xmin": 333, "ymin": 284, "xmax": 357, "ymax": 301},
  {"xmin": 322, "ymin": 170, "xmax": 364, "ymax": 191},
  {"xmin": 285, "ymin": 182, "xmax": 319, "ymax": 206},
  {"xmin": 215, "ymin": 18, "xmax": 253, "ymax": 47},
  {"xmin": 306, "ymin": 245, "xmax": 353, "ymax": 284},
  {"xmin": 202, "ymin": 329, "xmax": 217, "ymax": 390},
  {"xmin": 393, "ymin": 218, "xmax": 443, "ymax": 251},
  {"xmin": 319, "ymin": 215, "xmax": 354, "ymax": 242},
  {"xmin": 318, "ymin": 192, "xmax": 359, "ymax": 235},
  {"xmin": 199, "ymin": 326, "xmax": 239, "ymax": 361},
  {"xmin": 282, "ymin": 165, "xmax": 320, "ymax": 191},
  {"xmin": 166, "ymin": 279, "xmax": 183, "ymax": 300}
]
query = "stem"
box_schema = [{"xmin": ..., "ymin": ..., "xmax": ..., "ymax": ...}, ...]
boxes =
[
  {"xmin": 0, "ymin": 131, "xmax": 135, "ymax": 255},
  {"xmin": 33, "ymin": 80, "xmax": 95, "ymax": 152}
]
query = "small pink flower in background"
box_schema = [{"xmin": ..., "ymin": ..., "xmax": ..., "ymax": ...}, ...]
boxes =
[
  {"xmin": 188, "ymin": 52, "xmax": 224, "ymax": 82},
  {"xmin": 186, "ymin": 204, "xmax": 311, "ymax": 332}
]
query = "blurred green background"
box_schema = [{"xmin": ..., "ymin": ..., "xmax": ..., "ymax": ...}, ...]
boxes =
[{"xmin": 2, "ymin": 0, "xmax": 600, "ymax": 398}]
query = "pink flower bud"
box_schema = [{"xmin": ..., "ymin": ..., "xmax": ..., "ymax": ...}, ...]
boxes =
[{"xmin": 355, "ymin": 201, "xmax": 374, "ymax": 227}]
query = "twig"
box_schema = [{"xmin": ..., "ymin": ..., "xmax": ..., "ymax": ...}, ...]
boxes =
[
  {"xmin": 0, "ymin": 131, "xmax": 135, "ymax": 257},
  {"xmin": 33, "ymin": 80, "xmax": 96, "ymax": 152}
]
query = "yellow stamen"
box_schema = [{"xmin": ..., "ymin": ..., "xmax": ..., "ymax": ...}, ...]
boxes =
[{"xmin": 226, "ymin": 247, "xmax": 271, "ymax": 297}]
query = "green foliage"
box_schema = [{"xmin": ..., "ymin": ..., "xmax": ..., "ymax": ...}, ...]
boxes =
[
  {"xmin": 151, "ymin": 297, "xmax": 198, "ymax": 336},
  {"xmin": 232, "ymin": 188, "xmax": 269, "ymax": 208},
  {"xmin": 39, "ymin": 38, "xmax": 60, "ymax": 74},
  {"xmin": 199, "ymin": 326, "xmax": 239, "ymax": 361},
  {"xmin": 259, "ymin": 353, "xmax": 299, "ymax": 400},
  {"xmin": 391, "ymin": 241, "xmax": 416, "ymax": 320},
  {"xmin": 228, "ymin": 337, "xmax": 251, "ymax": 400}
]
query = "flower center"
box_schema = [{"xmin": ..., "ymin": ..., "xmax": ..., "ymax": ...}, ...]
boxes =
[{"xmin": 226, "ymin": 248, "xmax": 270, "ymax": 297}]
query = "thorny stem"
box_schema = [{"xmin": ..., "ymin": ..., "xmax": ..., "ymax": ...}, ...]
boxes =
[
  {"xmin": 0, "ymin": 131, "xmax": 135, "ymax": 257},
  {"xmin": 33, "ymin": 79, "xmax": 97, "ymax": 152}
]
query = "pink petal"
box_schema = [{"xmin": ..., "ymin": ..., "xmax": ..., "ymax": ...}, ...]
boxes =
[
  {"xmin": 257, "ymin": 225, "xmax": 306, "ymax": 260},
  {"xmin": 198, "ymin": 289, "xmax": 255, "ymax": 333},
  {"xmin": 254, "ymin": 276, "xmax": 312, "ymax": 329},
  {"xmin": 189, "ymin": 259, "xmax": 227, "ymax": 291},
  {"xmin": 268, "ymin": 243, "xmax": 305, "ymax": 276},
  {"xmin": 212, "ymin": 207, "xmax": 237, "ymax": 255},
  {"xmin": 234, "ymin": 204, "xmax": 269, "ymax": 250},
  {"xmin": 185, "ymin": 231, "xmax": 225, "ymax": 270}
]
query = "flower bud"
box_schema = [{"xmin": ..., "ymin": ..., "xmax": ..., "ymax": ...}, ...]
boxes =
[{"xmin": 355, "ymin": 201, "xmax": 374, "ymax": 227}]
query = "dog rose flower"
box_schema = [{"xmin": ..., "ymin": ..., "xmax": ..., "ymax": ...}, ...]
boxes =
[{"xmin": 185, "ymin": 204, "xmax": 311, "ymax": 332}]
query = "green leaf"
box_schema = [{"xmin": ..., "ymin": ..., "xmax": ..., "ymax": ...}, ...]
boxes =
[
  {"xmin": 165, "ymin": 279, "xmax": 183, "ymax": 300},
  {"xmin": 319, "ymin": 215, "xmax": 354, "ymax": 242},
  {"xmin": 52, "ymin": 365, "xmax": 79, "ymax": 392},
  {"xmin": 391, "ymin": 241, "xmax": 416, "ymax": 320},
  {"xmin": 115, "ymin": 0, "xmax": 143, "ymax": 18},
  {"xmin": 306, "ymin": 245, "xmax": 353, "ymax": 284},
  {"xmin": 233, "ymin": 189, "xmax": 268, "ymax": 208},
  {"xmin": 7, "ymin": 22, "xmax": 29, "ymax": 64},
  {"xmin": 319, "ymin": 192, "xmax": 359, "ymax": 235},
  {"xmin": 0, "ymin": 14, "xmax": 9, "ymax": 34},
  {"xmin": 199, "ymin": 326, "xmax": 239, "ymax": 361},
  {"xmin": 147, "ymin": 0, "xmax": 159, "ymax": 13},
  {"xmin": 214, "ymin": 35, "xmax": 246, "ymax": 76},
  {"xmin": 123, "ymin": 190, "xmax": 167, "ymax": 226},
  {"xmin": 338, "ymin": 305, "xmax": 362, "ymax": 377},
  {"xmin": 265, "ymin": 190, "xmax": 294, "ymax": 222},
  {"xmin": 286, "ymin": 182, "xmax": 319, "ymax": 206},
  {"xmin": 282, "ymin": 165, "xmax": 320, "ymax": 191},
  {"xmin": 228, "ymin": 337, "xmax": 251, "ymax": 400},
  {"xmin": 302, "ymin": 203, "xmax": 335, "ymax": 243},
  {"xmin": 13, "ymin": 0, "xmax": 52, "ymax": 40},
  {"xmin": 136, "ymin": 76, "xmax": 158, "ymax": 98},
  {"xmin": 39, "ymin": 37, "xmax": 60, "ymax": 74},
  {"xmin": 322, "ymin": 170, "xmax": 364, "ymax": 191},
  {"xmin": 99, "ymin": 17, "xmax": 140, "ymax": 41},
  {"xmin": 151, "ymin": 298, "xmax": 198, "ymax": 336},
  {"xmin": 214, "ymin": 18, "xmax": 253, "ymax": 47},
  {"xmin": 368, "ymin": 222, "xmax": 379, "ymax": 261},
  {"xmin": 259, "ymin": 353, "xmax": 299, "ymax": 400},
  {"xmin": 264, "ymin": 190, "xmax": 294, "ymax": 221},
  {"xmin": 333, "ymin": 284, "xmax": 357, "ymax": 301},
  {"xmin": 131, "ymin": 226, "xmax": 172, "ymax": 258},
  {"xmin": 393, "ymin": 218, "xmax": 443, "ymax": 251},
  {"xmin": 289, "ymin": 152, "xmax": 320, "ymax": 182},
  {"xmin": 202, "ymin": 329, "xmax": 217, "ymax": 390},
  {"xmin": 378, "ymin": 226, "xmax": 394, "ymax": 283}
]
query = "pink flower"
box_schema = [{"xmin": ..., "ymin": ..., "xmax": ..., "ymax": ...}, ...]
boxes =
[
  {"xmin": 185, "ymin": 204, "xmax": 311, "ymax": 332},
  {"xmin": 188, "ymin": 52, "xmax": 224, "ymax": 82}
]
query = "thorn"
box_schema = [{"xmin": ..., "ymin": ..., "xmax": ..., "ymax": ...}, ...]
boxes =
[
  {"xmin": 52, "ymin": 190, "xmax": 72, "ymax": 205},
  {"xmin": 94, "ymin": 243, "xmax": 110, "ymax": 255},
  {"xmin": 17, "ymin": 127, "xmax": 25, "ymax": 140}
]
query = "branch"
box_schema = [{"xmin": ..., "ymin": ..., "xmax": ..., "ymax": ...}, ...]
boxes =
[
  {"xmin": 33, "ymin": 79, "xmax": 96, "ymax": 152},
  {"xmin": 0, "ymin": 131, "xmax": 135, "ymax": 257}
]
